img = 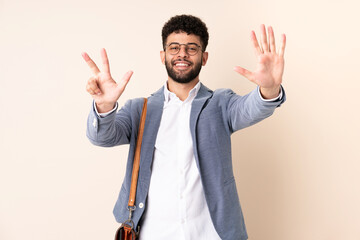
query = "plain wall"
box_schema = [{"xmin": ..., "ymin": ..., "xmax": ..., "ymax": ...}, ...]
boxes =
[{"xmin": 1, "ymin": 0, "xmax": 359, "ymax": 239}]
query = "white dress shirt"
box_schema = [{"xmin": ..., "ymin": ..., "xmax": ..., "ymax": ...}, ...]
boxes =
[
  {"xmin": 94, "ymin": 83, "xmax": 282, "ymax": 240},
  {"xmin": 139, "ymin": 81, "xmax": 221, "ymax": 240}
]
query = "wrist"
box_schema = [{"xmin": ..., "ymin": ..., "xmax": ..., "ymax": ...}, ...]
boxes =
[
  {"xmin": 260, "ymin": 86, "xmax": 281, "ymax": 99},
  {"xmin": 95, "ymin": 101, "xmax": 116, "ymax": 113}
]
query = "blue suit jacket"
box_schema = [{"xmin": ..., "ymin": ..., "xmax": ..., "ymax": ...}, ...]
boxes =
[{"xmin": 86, "ymin": 83, "xmax": 285, "ymax": 240}]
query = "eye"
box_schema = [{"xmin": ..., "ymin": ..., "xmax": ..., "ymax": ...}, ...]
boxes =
[{"xmin": 187, "ymin": 44, "xmax": 199, "ymax": 52}]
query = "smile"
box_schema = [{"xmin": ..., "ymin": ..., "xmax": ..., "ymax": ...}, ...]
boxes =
[
  {"xmin": 173, "ymin": 61, "xmax": 191, "ymax": 70},
  {"xmin": 176, "ymin": 63, "xmax": 189, "ymax": 66}
]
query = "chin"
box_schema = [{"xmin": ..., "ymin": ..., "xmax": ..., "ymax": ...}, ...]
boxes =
[{"xmin": 172, "ymin": 76, "xmax": 197, "ymax": 84}]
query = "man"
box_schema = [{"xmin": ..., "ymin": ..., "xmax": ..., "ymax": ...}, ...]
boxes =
[{"xmin": 83, "ymin": 15, "xmax": 286, "ymax": 240}]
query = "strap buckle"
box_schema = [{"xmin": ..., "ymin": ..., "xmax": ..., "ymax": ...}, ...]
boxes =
[{"xmin": 122, "ymin": 205, "xmax": 139, "ymax": 232}]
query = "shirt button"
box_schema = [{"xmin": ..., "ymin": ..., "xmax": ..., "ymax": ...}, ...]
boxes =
[
  {"xmin": 139, "ymin": 202, "xmax": 144, "ymax": 208},
  {"xmin": 179, "ymin": 170, "xmax": 184, "ymax": 175},
  {"xmin": 181, "ymin": 219, "xmax": 185, "ymax": 224},
  {"xmin": 92, "ymin": 119, "xmax": 97, "ymax": 128},
  {"xmin": 180, "ymin": 194, "xmax": 183, "ymax": 199}
]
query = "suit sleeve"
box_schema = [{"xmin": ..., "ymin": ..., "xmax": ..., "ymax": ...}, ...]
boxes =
[
  {"xmin": 86, "ymin": 100, "xmax": 133, "ymax": 147},
  {"xmin": 227, "ymin": 85, "xmax": 286, "ymax": 133}
]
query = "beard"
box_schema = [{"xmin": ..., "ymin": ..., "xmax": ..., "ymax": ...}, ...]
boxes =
[{"xmin": 165, "ymin": 57, "xmax": 202, "ymax": 84}]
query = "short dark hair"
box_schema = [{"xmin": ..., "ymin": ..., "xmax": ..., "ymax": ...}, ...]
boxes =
[{"xmin": 162, "ymin": 15, "xmax": 209, "ymax": 51}]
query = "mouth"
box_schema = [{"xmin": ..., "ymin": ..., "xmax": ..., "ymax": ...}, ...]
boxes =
[{"xmin": 173, "ymin": 60, "xmax": 192, "ymax": 70}]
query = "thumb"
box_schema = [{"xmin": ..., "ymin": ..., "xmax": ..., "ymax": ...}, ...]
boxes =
[
  {"xmin": 234, "ymin": 66, "xmax": 255, "ymax": 83},
  {"xmin": 116, "ymin": 71, "xmax": 133, "ymax": 93}
]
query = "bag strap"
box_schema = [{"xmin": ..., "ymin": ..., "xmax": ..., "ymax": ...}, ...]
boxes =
[{"xmin": 128, "ymin": 98, "xmax": 147, "ymax": 208}]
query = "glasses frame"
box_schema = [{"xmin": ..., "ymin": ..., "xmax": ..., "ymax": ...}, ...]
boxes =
[{"xmin": 165, "ymin": 42, "xmax": 203, "ymax": 56}]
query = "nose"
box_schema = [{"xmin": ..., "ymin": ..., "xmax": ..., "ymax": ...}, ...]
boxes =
[{"xmin": 177, "ymin": 45, "xmax": 189, "ymax": 57}]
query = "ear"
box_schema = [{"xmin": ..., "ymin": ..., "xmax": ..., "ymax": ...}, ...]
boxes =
[
  {"xmin": 202, "ymin": 52, "xmax": 209, "ymax": 66},
  {"xmin": 160, "ymin": 51, "xmax": 166, "ymax": 65}
]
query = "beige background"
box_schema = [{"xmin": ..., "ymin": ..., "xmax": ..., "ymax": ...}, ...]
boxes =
[{"xmin": 1, "ymin": 0, "xmax": 359, "ymax": 239}]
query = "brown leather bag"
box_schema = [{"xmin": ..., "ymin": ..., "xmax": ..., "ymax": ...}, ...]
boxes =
[
  {"xmin": 114, "ymin": 98, "xmax": 147, "ymax": 240},
  {"xmin": 114, "ymin": 222, "xmax": 138, "ymax": 240},
  {"xmin": 114, "ymin": 222, "xmax": 139, "ymax": 240}
]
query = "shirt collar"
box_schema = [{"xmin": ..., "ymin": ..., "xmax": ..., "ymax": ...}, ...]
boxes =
[{"xmin": 163, "ymin": 81, "xmax": 201, "ymax": 104}]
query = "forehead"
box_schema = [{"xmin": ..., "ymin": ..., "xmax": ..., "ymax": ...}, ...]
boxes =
[{"xmin": 166, "ymin": 32, "xmax": 201, "ymax": 45}]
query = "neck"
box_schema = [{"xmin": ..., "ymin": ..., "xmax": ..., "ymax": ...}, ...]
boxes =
[{"xmin": 167, "ymin": 78, "xmax": 199, "ymax": 101}]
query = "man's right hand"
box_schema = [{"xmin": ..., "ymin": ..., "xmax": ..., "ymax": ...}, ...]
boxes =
[{"xmin": 82, "ymin": 48, "xmax": 133, "ymax": 113}]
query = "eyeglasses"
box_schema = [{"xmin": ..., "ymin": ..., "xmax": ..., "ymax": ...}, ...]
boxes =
[{"xmin": 165, "ymin": 43, "xmax": 202, "ymax": 56}]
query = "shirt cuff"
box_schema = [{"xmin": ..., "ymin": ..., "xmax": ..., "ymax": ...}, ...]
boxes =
[
  {"xmin": 258, "ymin": 86, "xmax": 283, "ymax": 102},
  {"xmin": 93, "ymin": 101, "xmax": 118, "ymax": 118}
]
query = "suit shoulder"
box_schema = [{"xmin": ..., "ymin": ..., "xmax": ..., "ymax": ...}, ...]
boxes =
[
  {"xmin": 123, "ymin": 97, "xmax": 146, "ymax": 107},
  {"xmin": 212, "ymin": 88, "xmax": 237, "ymax": 99},
  {"xmin": 117, "ymin": 97, "xmax": 147, "ymax": 118}
]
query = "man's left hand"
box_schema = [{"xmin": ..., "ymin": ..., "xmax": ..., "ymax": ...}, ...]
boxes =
[{"xmin": 234, "ymin": 24, "xmax": 286, "ymax": 99}]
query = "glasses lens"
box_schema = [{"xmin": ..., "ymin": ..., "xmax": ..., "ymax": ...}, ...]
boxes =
[
  {"xmin": 167, "ymin": 43, "xmax": 180, "ymax": 55},
  {"xmin": 186, "ymin": 44, "xmax": 199, "ymax": 55}
]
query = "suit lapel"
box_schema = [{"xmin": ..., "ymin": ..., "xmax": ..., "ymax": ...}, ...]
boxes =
[
  {"xmin": 139, "ymin": 87, "xmax": 164, "ymax": 186},
  {"xmin": 190, "ymin": 83, "xmax": 213, "ymax": 169}
]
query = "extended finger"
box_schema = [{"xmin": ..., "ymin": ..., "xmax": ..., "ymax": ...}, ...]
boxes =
[
  {"xmin": 279, "ymin": 34, "xmax": 286, "ymax": 57},
  {"xmin": 82, "ymin": 52, "xmax": 100, "ymax": 75},
  {"xmin": 86, "ymin": 76, "xmax": 101, "ymax": 95},
  {"xmin": 260, "ymin": 24, "xmax": 269, "ymax": 52},
  {"xmin": 251, "ymin": 31, "xmax": 262, "ymax": 56},
  {"xmin": 116, "ymin": 71, "xmax": 133, "ymax": 93},
  {"xmin": 234, "ymin": 66, "xmax": 255, "ymax": 83},
  {"xmin": 268, "ymin": 26, "xmax": 276, "ymax": 53},
  {"xmin": 100, "ymin": 48, "xmax": 111, "ymax": 74}
]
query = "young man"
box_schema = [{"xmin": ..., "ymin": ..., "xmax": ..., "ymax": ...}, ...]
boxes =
[{"xmin": 84, "ymin": 15, "xmax": 286, "ymax": 240}]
